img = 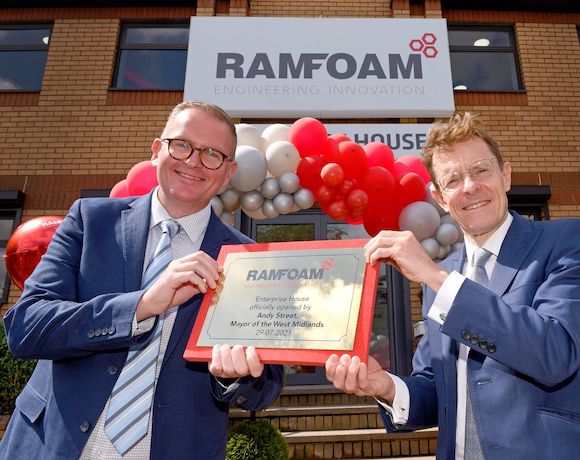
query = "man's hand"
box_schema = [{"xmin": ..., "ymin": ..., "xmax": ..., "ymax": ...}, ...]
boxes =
[
  {"xmin": 364, "ymin": 230, "xmax": 448, "ymax": 292},
  {"xmin": 325, "ymin": 354, "xmax": 395, "ymax": 403},
  {"xmin": 209, "ymin": 344, "xmax": 264, "ymax": 379},
  {"xmin": 136, "ymin": 251, "xmax": 221, "ymax": 321}
]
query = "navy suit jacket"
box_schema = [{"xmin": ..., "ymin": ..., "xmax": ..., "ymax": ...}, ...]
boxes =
[
  {"xmin": 1, "ymin": 193, "xmax": 283, "ymax": 460},
  {"xmin": 379, "ymin": 212, "xmax": 580, "ymax": 459}
]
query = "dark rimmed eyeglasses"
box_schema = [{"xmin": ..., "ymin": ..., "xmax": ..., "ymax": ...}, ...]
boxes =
[
  {"xmin": 436, "ymin": 157, "xmax": 499, "ymax": 192},
  {"xmin": 161, "ymin": 138, "xmax": 232, "ymax": 170}
]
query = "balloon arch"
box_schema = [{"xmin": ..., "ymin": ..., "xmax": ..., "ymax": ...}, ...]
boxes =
[{"xmin": 6, "ymin": 117, "xmax": 464, "ymax": 290}]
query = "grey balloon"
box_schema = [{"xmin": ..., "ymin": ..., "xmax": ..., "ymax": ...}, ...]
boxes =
[
  {"xmin": 421, "ymin": 238, "xmax": 440, "ymax": 259},
  {"xmin": 436, "ymin": 223, "xmax": 459, "ymax": 246},
  {"xmin": 260, "ymin": 177, "xmax": 281, "ymax": 199},
  {"xmin": 243, "ymin": 207, "xmax": 267, "ymax": 220},
  {"xmin": 399, "ymin": 201, "xmax": 441, "ymax": 241},
  {"xmin": 210, "ymin": 196, "xmax": 224, "ymax": 216},
  {"xmin": 273, "ymin": 193, "xmax": 294, "ymax": 215},
  {"xmin": 230, "ymin": 145, "xmax": 267, "ymax": 192},
  {"xmin": 262, "ymin": 199, "xmax": 280, "ymax": 218},
  {"xmin": 424, "ymin": 182, "xmax": 447, "ymax": 216},
  {"xmin": 279, "ymin": 171, "xmax": 300, "ymax": 194},
  {"xmin": 437, "ymin": 244, "xmax": 451, "ymax": 260},
  {"xmin": 220, "ymin": 211, "xmax": 235, "ymax": 227},
  {"xmin": 219, "ymin": 188, "xmax": 241, "ymax": 212},
  {"xmin": 293, "ymin": 188, "xmax": 315, "ymax": 209},
  {"xmin": 240, "ymin": 190, "xmax": 264, "ymax": 212}
]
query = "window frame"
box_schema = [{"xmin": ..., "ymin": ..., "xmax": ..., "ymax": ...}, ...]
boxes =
[
  {"xmin": 0, "ymin": 23, "xmax": 52, "ymax": 92},
  {"xmin": 111, "ymin": 21, "xmax": 190, "ymax": 91},
  {"xmin": 0, "ymin": 190, "xmax": 24, "ymax": 304},
  {"xmin": 448, "ymin": 24, "xmax": 524, "ymax": 92}
]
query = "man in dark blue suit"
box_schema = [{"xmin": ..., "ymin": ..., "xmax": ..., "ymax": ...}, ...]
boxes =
[
  {"xmin": 1, "ymin": 101, "xmax": 283, "ymax": 459},
  {"xmin": 326, "ymin": 112, "xmax": 580, "ymax": 459}
]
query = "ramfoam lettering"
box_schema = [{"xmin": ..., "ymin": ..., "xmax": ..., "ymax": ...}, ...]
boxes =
[
  {"xmin": 216, "ymin": 53, "xmax": 423, "ymax": 80},
  {"xmin": 246, "ymin": 268, "xmax": 324, "ymax": 281}
]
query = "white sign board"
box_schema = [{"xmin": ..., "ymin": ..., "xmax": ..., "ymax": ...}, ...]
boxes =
[{"xmin": 184, "ymin": 17, "xmax": 454, "ymax": 118}]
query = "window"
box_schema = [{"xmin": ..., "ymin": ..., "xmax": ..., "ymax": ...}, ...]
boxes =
[
  {"xmin": 448, "ymin": 25, "xmax": 523, "ymax": 92},
  {"xmin": 0, "ymin": 24, "xmax": 51, "ymax": 91},
  {"xmin": 0, "ymin": 191, "xmax": 24, "ymax": 304},
  {"xmin": 113, "ymin": 23, "xmax": 189, "ymax": 90}
]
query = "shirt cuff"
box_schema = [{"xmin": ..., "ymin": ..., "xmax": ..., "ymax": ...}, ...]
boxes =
[
  {"xmin": 375, "ymin": 372, "xmax": 409, "ymax": 426},
  {"xmin": 427, "ymin": 270, "xmax": 466, "ymax": 324},
  {"xmin": 131, "ymin": 315, "xmax": 155, "ymax": 337}
]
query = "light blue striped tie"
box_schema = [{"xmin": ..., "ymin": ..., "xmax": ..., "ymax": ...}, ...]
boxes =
[{"xmin": 104, "ymin": 219, "xmax": 179, "ymax": 454}]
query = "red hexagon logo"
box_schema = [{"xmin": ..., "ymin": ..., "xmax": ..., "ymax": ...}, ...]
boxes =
[
  {"xmin": 409, "ymin": 39, "xmax": 424, "ymax": 52},
  {"xmin": 423, "ymin": 46, "xmax": 438, "ymax": 58},
  {"xmin": 422, "ymin": 33, "xmax": 437, "ymax": 45}
]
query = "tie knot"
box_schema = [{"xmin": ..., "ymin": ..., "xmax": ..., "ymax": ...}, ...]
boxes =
[
  {"xmin": 473, "ymin": 247, "xmax": 492, "ymax": 269},
  {"xmin": 160, "ymin": 219, "xmax": 179, "ymax": 239}
]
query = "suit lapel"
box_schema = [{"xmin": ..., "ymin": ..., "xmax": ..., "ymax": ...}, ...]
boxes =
[
  {"xmin": 489, "ymin": 213, "xmax": 540, "ymax": 296},
  {"xmin": 121, "ymin": 193, "xmax": 152, "ymax": 291},
  {"xmin": 163, "ymin": 210, "xmax": 237, "ymax": 363}
]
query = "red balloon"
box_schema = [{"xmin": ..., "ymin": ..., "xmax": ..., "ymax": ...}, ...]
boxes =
[
  {"xmin": 396, "ymin": 155, "xmax": 431, "ymax": 184},
  {"xmin": 109, "ymin": 179, "xmax": 130, "ymax": 198},
  {"xmin": 316, "ymin": 185, "xmax": 336, "ymax": 207},
  {"xmin": 397, "ymin": 172, "xmax": 426, "ymax": 207},
  {"xmin": 329, "ymin": 141, "xmax": 368, "ymax": 180},
  {"xmin": 346, "ymin": 189, "xmax": 369, "ymax": 212},
  {"xmin": 126, "ymin": 161, "xmax": 158, "ymax": 196},
  {"xmin": 363, "ymin": 206, "xmax": 400, "ymax": 236},
  {"xmin": 328, "ymin": 133, "xmax": 351, "ymax": 143},
  {"xmin": 4, "ymin": 216, "xmax": 64, "ymax": 290},
  {"xmin": 358, "ymin": 166, "xmax": 396, "ymax": 207},
  {"xmin": 364, "ymin": 142, "xmax": 395, "ymax": 172},
  {"xmin": 327, "ymin": 199, "xmax": 347, "ymax": 221},
  {"xmin": 296, "ymin": 155, "xmax": 326, "ymax": 193},
  {"xmin": 288, "ymin": 117, "xmax": 328, "ymax": 158},
  {"xmin": 337, "ymin": 179, "xmax": 356, "ymax": 198},
  {"xmin": 320, "ymin": 163, "xmax": 345, "ymax": 188}
]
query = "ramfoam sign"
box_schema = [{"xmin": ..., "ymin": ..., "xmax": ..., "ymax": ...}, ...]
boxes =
[{"xmin": 184, "ymin": 17, "xmax": 454, "ymax": 118}]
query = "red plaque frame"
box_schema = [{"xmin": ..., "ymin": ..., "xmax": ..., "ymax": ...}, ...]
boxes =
[{"xmin": 184, "ymin": 239, "xmax": 379, "ymax": 366}]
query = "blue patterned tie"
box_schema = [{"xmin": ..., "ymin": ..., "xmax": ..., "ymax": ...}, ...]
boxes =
[
  {"xmin": 104, "ymin": 219, "xmax": 180, "ymax": 454},
  {"xmin": 464, "ymin": 247, "xmax": 492, "ymax": 460}
]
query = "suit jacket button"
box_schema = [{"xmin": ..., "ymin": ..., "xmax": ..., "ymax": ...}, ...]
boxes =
[
  {"xmin": 487, "ymin": 344, "xmax": 496, "ymax": 353},
  {"xmin": 108, "ymin": 326, "xmax": 116, "ymax": 335},
  {"xmin": 108, "ymin": 365, "xmax": 118, "ymax": 375},
  {"xmin": 87, "ymin": 330, "xmax": 95, "ymax": 339},
  {"xmin": 470, "ymin": 336, "xmax": 479, "ymax": 345},
  {"xmin": 94, "ymin": 328, "xmax": 102, "ymax": 337},
  {"xmin": 235, "ymin": 395, "xmax": 248, "ymax": 405},
  {"xmin": 80, "ymin": 421, "xmax": 90, "ymax": 432},
  {"xmin": 479, "ymin": 340, "xmax": 488, "ymax": 350},
  {"xmin": 461, "ymin": 330, "xmax": 471, "ymax": 340}
]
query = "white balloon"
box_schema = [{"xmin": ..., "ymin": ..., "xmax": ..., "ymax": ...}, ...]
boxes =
[
  {"xmin": 262, "ymin": 123, "xmax": 290, "ymax": 147},
  {"xmin": 220, "ymin": 211, "xmax": 235, "ymax": 227},
  {"xmin": 243, "ymin": 207, "xmax": 267, "ymax": 220},
  {"xmin": 210, "ymin": 196, "xmax": 224, "ymax": 216},
  {"xmin": 265, "ymin": 140, "xmax": 301, "ymax": 177},
  {"xmin": 262, "ymin": 200, "xmax": 279, "ymax": 218},
  {"xmin": 230, "ymin": 145, "xmax": 267, "ymax": 192},
  {"xmin": 279, "ymin": 172, "xmax": 300, "ymax": 194},
  {"xmin": 273, "ymin": 193, "xmax": 294, "ymax": 214},
  {"xmin": 235, "ymin": 124, "xmax": 264, "ymax": 150},
  {"xmin": 240, "ymin": 190, "xmax": 264, "ymax": 212},
  {"xmin": 219, "ymin": 188, "xmax": 241, "ymax": 212},
  {"xmin": 421, "ymin": 238, "xmax": 440, "ymax": 259},
  {"xmin": 260, "ymin": 177, "xmax": 281, "ymax": 200},
  {"xmin": 399, "ymin": 201, "xmax": 441, "ymax": 241},
  {"xmin": 436, "ymin": 223, "xmax": 459, "ymax": 246},
  {"xmin": 293, "ymin": 188, "xmax": 315, "ymax": 209}
]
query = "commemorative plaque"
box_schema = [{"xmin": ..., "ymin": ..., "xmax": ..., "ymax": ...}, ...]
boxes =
[{"xmin": 184, "ymin": 239, "xmax": 379, "ymax": 365}]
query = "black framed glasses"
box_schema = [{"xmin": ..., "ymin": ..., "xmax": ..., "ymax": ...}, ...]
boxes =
[
  {"xmin": 436, "ymin": 157, "xmax": 499, "ymax": 192},
  {"xmin": 161, "ymin": 138, "xmax": 231, "ymax": 170}
]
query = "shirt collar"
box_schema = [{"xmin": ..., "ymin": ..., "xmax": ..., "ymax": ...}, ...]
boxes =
[
  {"xmin": 150, "ymin": 188, "xmax": 211, "ymax": 243},
  {"xmin": 464, "ymin": 212, "xmax": 513, "ymax": 266}
]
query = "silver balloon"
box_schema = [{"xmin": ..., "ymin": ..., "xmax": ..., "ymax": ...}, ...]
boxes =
[
  {"xmin": 219, "ymin": 188, "xmax": 241, "ymax": 212},
  {"xmin": 440, "ymin": 214, "xmax": 463, "ymax": 241},
  {"xmin": 210, "ymin": 196, "xmax": 224, "ymax": 216},
  {"xmin": 266, "ymin": 140, "xmax": 301, "ymax": 177},
  {"xmin": 220, "ymin": 211, "xmax": 235, "ymax": 227},
  {"xmin": 424, "ymin": 182, "xmax": 447, "ymax": 216},
  {"xmin": 262, "ymin": 199, "xmax": 280, "ymax": 219},
  {"xmin": 230, "ymin": 145, "xmax": 267, "ymax": 192},
  {"xmin": 279, "ymin": 171, "xmax": 300, "ymax": 194},
  {"xmin": 399, "ymin": 201, "xmax": 441, "ymax": 241},
  {"xmin": 260, "ymin": 177, "xmax": 281, "ymax": 200},
  {"xmin": 436, "ymin": 223, "xmax": 459, "ymax": 246},
  {"xmin": 273, "ymin": 193, "xmax": 294, "ymax": 215},
  {"xmin": 235, "ymin": 123, "xmax": 264, "ymax": 150},
  {"xmin": 243, "ymin": 207, "xmax": 267, "ymax": 220},
  {"xmin": 240, "ymin": 190, "xmax": 264, "ymax": 212},
  {"xmin": 437, "ymin": 244, "xmax": 451, "ymax": 260},
  {"xmin": 293, "ymin": 187, "xmax": 315, "ymax": 209},
  {"xmin": 421, "ymin": 238, "xmax": 440, "ymax": 259}
]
